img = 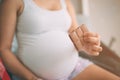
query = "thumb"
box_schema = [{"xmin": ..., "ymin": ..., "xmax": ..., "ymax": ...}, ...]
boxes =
[{"xmin": 80, "ymin": 24, "xmax": 89, "ymax": 33}]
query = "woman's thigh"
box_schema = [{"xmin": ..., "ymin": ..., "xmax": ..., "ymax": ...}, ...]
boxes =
[{"xmin": 72, "ymin": 64, "xmax": 120, "ymax": 80}]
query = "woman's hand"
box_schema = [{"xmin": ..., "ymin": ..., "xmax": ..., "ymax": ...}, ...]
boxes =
[{"xmin": 69, "ymin": 24, "xmax": 102, "ymax": 56}]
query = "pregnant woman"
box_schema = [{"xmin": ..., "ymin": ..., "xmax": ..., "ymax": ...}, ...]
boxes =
[{"xmin": 0, "ymin": 0, "xmax": 120, "ymax": 80}]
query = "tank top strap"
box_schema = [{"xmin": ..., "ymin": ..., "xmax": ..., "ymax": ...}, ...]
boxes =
[
  {"xmin": 21, "ymin": 0, "xmax": 33, "ymax": 10},
  {"xmin": 22, "ymin": 0, "xmax": 32, "ymax": 5},
  {"xmin": 60, "ymin": 0, "xmax": 67, "ymax": 9}
]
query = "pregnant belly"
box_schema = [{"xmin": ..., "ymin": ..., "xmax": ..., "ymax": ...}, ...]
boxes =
[{"xmin": 16, "ymin": 31, "xmax": 78, "ymax": 80}]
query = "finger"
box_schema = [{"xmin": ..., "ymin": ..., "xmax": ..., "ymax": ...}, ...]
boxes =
[
  {"xmin": 76, "ymin": 27, "xmax": 83, "ymax": 38},
  {"xmin": 87, "ymin": 46, "xmax": 100, "ymax": 56},
  {"xmin": 84, "ymin": 45, "xmax": 100, "ymax": 56},
  {"xmin": 84, "ymin": 43, "xmax": 101, "ymax": 56},
  {"xmin": 84, "ymin": 37, "xmax": 100, "ymax": 45},
  {"xmin": 80, "ymin": 24, "xmax": 89, "ymax": 33},
  {"xmin": 69, "ymin": 31, "xmax": 79, "ymax": 42},
  {"xmin": 89, "ymin": 51, "xmax": 100, "ymax": 56},
  {"xmin": 69, "ymin": 31, "xmax": 83, "ymax": 51},
  {"xmin": 92, "ymin": 45, "xmax": 103, "ymax": 52},
  {"xmin": 75, "ymin": 27, "xmax": 84, "ymax": 45},
  {"xmin": 84, "ymin": 32, "xmax": 100, "ymax": 38}
]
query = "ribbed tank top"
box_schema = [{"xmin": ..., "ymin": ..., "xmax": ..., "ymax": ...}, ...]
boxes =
[{"xmin": 16, "ymin": 0, "xmax": 79, "ymax": 79}]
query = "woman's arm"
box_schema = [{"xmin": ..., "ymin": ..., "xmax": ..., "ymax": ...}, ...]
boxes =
[
  {"xmin": 0, "ymin": 0, "xmax": 38, "ymax": 79},
  {"xmin": 66, "ymin": 0, "xmax": 102, "ymax": 56},
  {"xmin": 65, "ymin": 0, "xmax": 79, "ymax": 33}
]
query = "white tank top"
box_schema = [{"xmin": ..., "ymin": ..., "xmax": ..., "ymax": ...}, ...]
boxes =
[{"xmin": 16, "ymin": 0, "xmax": 79, "ymax": 79}]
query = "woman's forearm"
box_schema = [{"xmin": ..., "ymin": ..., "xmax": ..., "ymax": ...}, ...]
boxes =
[
  {"xmin": 0, "ymin": 49, "xmax": 38, "ymax": 80},
  {"xmin": 65, "ymin": 0, "xmax": 79, "ymax": 33}
]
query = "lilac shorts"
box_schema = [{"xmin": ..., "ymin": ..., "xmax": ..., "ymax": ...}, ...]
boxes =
[
  {"xmin": 12, "ymin": 57, "xmax": 93, "ymax": 80},
  {"xmin": 55, "ymin": 57, "xmax": 93, "ymax": 80}
]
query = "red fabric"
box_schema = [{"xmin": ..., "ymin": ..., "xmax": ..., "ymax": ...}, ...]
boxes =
[{"xmin": 0, "ymin": 59, "xmax": 11, "ymax": 80}]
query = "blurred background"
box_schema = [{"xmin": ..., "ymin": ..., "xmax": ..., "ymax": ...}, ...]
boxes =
[{"xmin": 71, "ymin": 0, "xmax": 120, "ymax": 57}]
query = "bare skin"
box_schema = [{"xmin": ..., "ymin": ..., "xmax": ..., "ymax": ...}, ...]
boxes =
[
  {"xmin": 0, "ymin": 0, "xmax": 120, "ymax": 80},
  {"xmin": 72, "ymin": 64, "xmax": 120, "ymax": 80},
  {"xmin": 0, "ymin": 0, "xmax": 39, "ymax": 80}
]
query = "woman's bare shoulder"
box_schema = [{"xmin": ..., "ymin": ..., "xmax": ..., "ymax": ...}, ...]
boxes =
[
  {"xmin": 0, "ymin": 0, "xmax": 24, "ymax": 50},
  {"xmin": 0, "ymin": 0, "xmax": 23, "ymax": 14}
]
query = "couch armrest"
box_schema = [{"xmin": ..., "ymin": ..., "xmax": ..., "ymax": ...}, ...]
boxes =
[{"xmin": 79, "ymin": 42, "xmax": 120, "ymax": 76}]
